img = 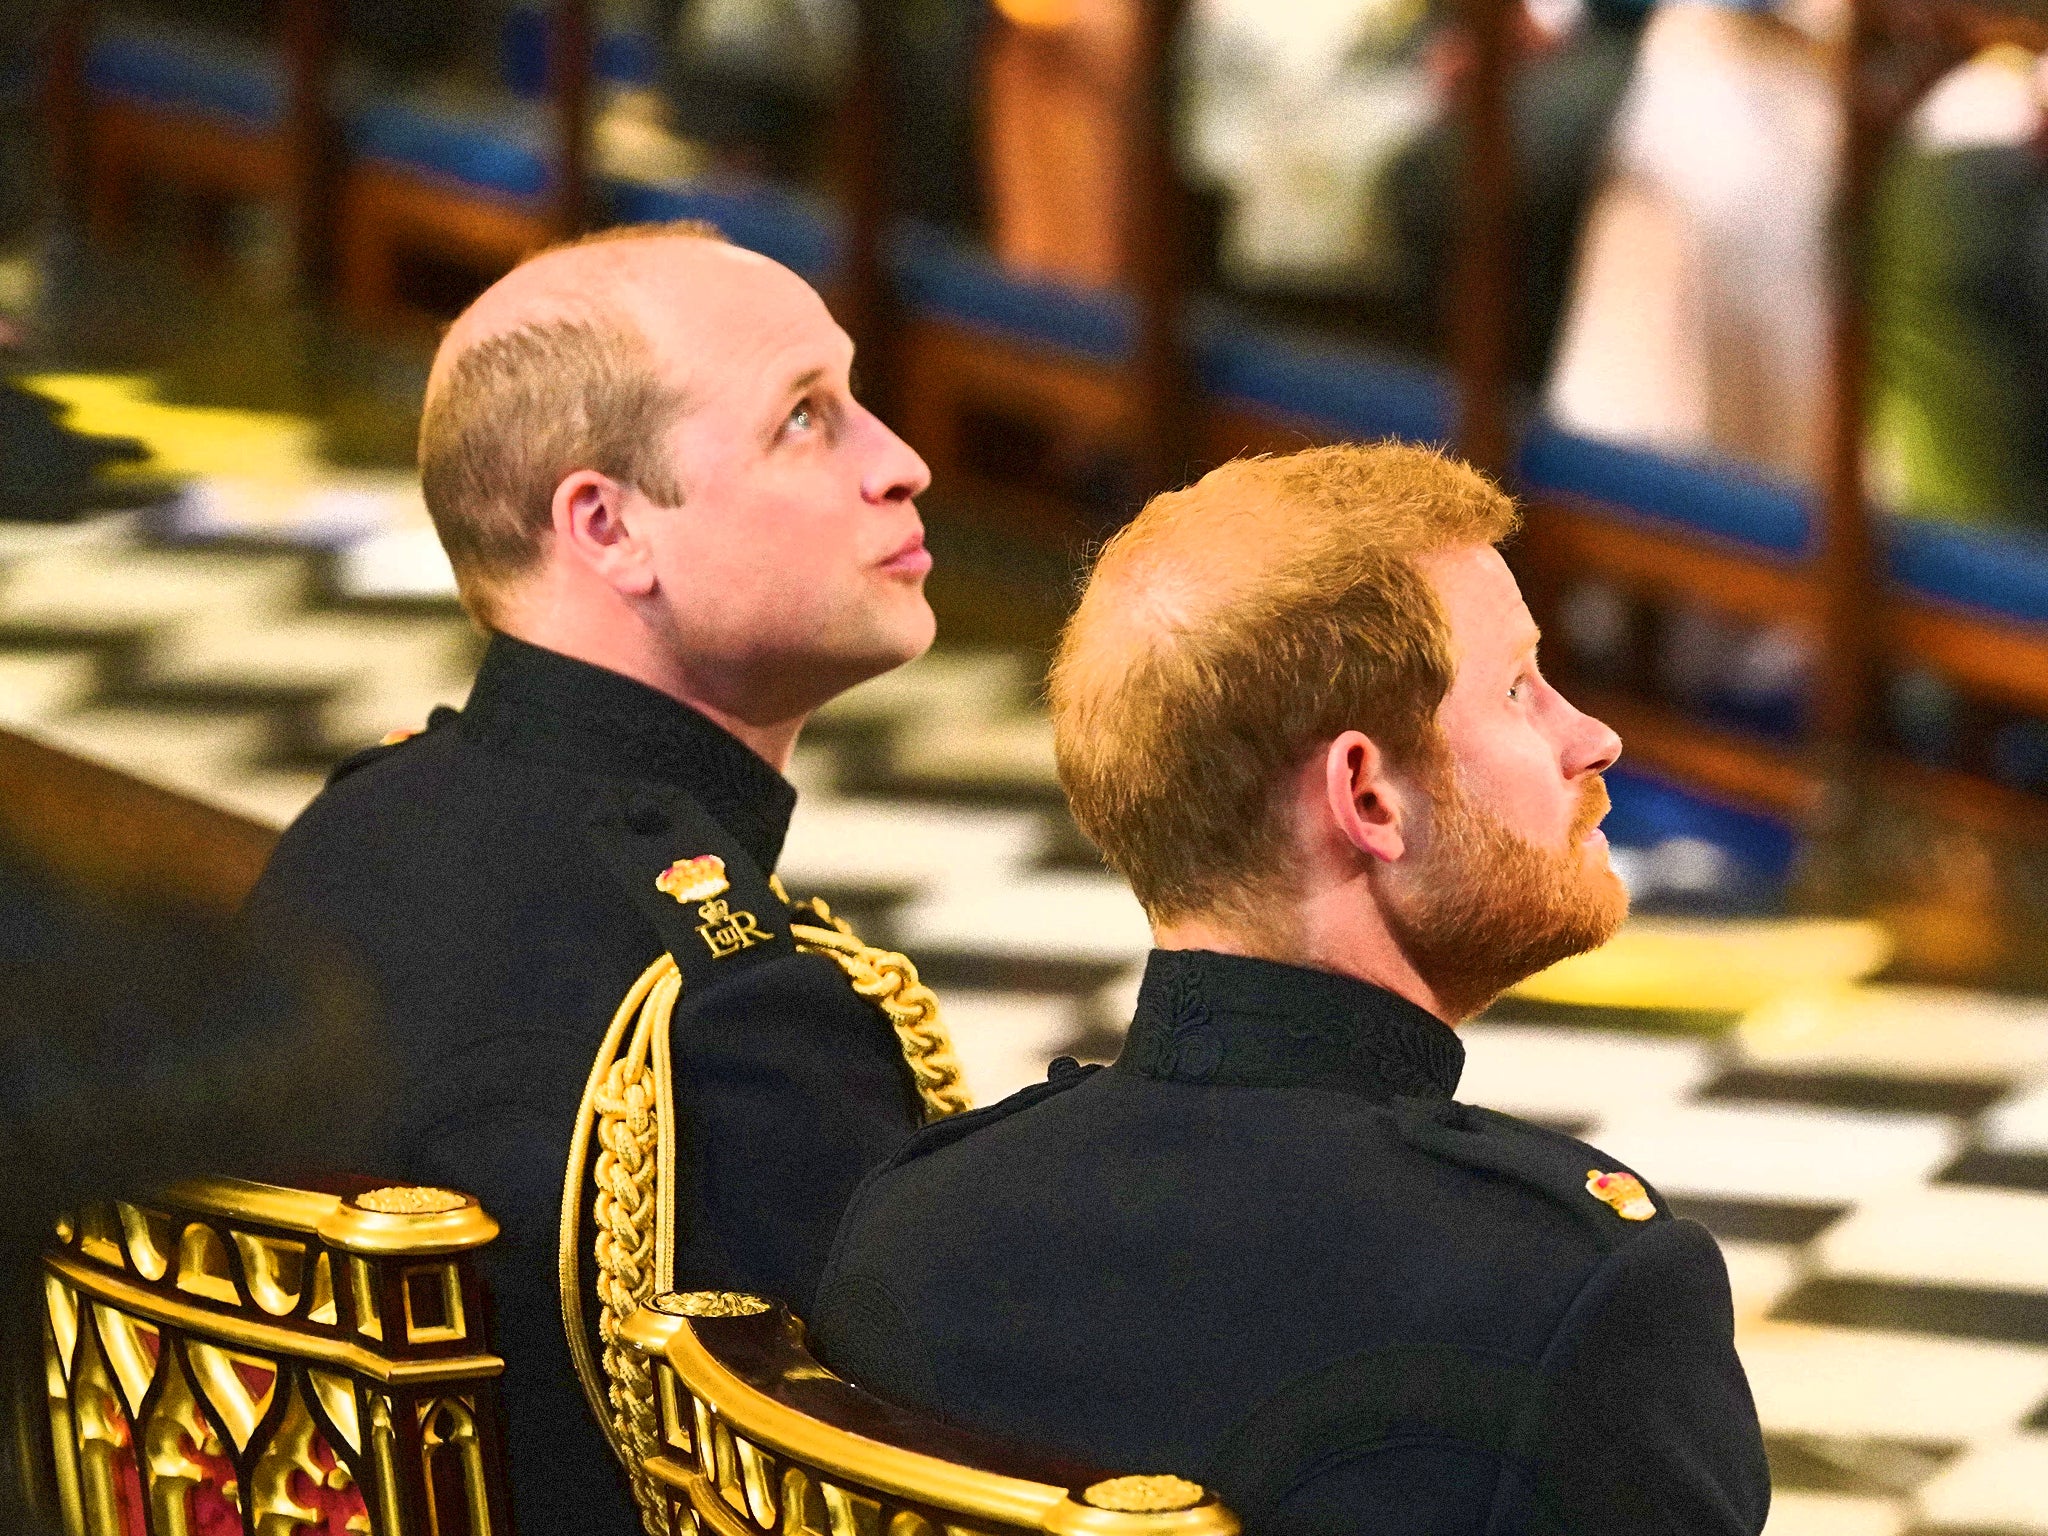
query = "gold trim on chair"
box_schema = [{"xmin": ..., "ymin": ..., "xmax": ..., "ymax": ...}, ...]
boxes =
[
  {"xmin": 621, "ymin": 1297, "xmax": 1241, "ymax": 1536},
  {"xmin": 40, "ymin": 1178, "xmax": 512, "ymax": 1536}
]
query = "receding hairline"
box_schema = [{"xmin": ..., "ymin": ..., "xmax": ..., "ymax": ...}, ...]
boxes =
[
  {"xmin": 425, "ymin": 227, "xmax": 773, "ymax": 405},
  {"xmin": 1064, "ymin": 450, "xmax": 1508, "ymax": 686}
]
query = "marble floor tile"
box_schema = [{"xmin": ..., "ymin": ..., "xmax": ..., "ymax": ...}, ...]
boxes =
[
  {"xmin": 891, "ymin": 714, "xmax": 1059, "ymax": 788},
  {"xmin": 1761, "ymin": 1492, "xmax": 1904, "ymax": 1536},
  {"xmin": 1721, "ymin": 1239, "xmax": 1809, "ymax": 1321},
  {"xmin": 30, "ymin": 708, "xmax": 273, "ymax": 810},
  {"xmin": 0, "ymin": 542, "xmax": 306, "ymax": 630},
  {"xmin": 1911, "ymin": 1432, "xmax": 2048, "ymax": 1532},
  {"xmin": 819, "ymin": 651, "xmax": 1033, "ymax": 727},
  {"xmin": 1737, "ymin": 1321, "xmax": 2048, "ymax": 1442},
  {"xmin": 896, "ymin": 871, "xmax": 1152, "ymax": 962},
  {"xmin": 1987, "ymin": 1080, "xmax": 2048, "ymax": 1157},
  {"xmin": 335, "ymin": 525, "xmax": 459, "ymax": 600},
  {"xmin": 781, "ymin": 799, "xmax": 1045, "ymax": 890},
  {"xmin": 0, "ymin": 652, "xmax": 98, "ymax": 727},
  {"xmin": 1814, "ymin": 1187, "xmax": 2048, "ymax": 1292},
  {"xmin": 1739, "ymin": 985, "xmax": 2048, "ymax": 1082},
  {"xmin": 1457, "ymin": 1020, "xmax": 1717, "ymax": 1126},
  {"xmin": 939, "ymin": 989, "xmax": 1086, "ymax": 1107},
  {"xmin": 204, "ymin": 769, "xmax": 332, "ymax": 828}
]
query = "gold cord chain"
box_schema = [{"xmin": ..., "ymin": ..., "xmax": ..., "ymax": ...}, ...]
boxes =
[{"xmin": 788, "ymin": 896, "xmax": 972, "ymax": 1121}]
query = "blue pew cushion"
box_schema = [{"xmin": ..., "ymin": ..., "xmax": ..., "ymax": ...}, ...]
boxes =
[
  {"xmin": 86, "ymin": 22, "xmax": 285, "ymax": 130},
  {"xmin": 889, "ymin": 222, "xmax": 1131, "ymax": 362},
  {"xmin": 609, "ymin": 176, "xmax": 839, "ymax": 284},
  {"xmin": 1603, "ymin": 763, "xmax": 1796, "ymax": 913},
  {"xmin": 501, "ymin": 8, "xmax": 662, "ymax": 96},
  {"xmin": 1885, "ymin": 515, "xmax": 2048, "ymax": 628},
  {"xmin": 348, "ymin": 94, "xmax": 551, "ymax": 201},
  {"xmin": 888, "ymin": 222, "xmax": 1457, "ymax": 447},
  {"xmin": 1522, "ymin": 420, "xmax": 2048, "ymax": 627},
  {"xmin": 1519, "ymin": 422, "xmax": 1811, "ymax": 556},
  {"xmin": 1193, "ymin": 311, "xmax": 1453, "ymax": 447}
]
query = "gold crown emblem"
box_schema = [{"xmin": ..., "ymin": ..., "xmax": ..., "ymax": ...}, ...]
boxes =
[
  {"xmin": 1586, "ymin": 1169, "xmax": 1656, "ymax": 1221},
  {"xmin": 656, "ymin": 854, "xmax": 730, "ymax": 904}
]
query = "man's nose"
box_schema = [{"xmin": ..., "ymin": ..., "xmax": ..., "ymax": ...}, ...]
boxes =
[
  {"xmin": 1562, "ymin": 695, "xmax": 1622, "ymax": 779},
  {"xmin": 860, "ymin": 410, "xmax": 932, "ymax": 504}
]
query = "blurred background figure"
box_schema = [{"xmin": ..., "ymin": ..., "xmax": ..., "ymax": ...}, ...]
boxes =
[
  {"xmin": 1546, "ymin": 0, "xmax": 1842, "ymax": 481},
  {"xmin": 1868, "ymin": 40, "xmax": 2048, "ymax": 530}
]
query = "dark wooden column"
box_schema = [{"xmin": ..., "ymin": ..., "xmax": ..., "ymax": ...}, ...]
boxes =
[
  {"xmin": 1127, "ymin": 0, "xmax": 1195, "ymax": 502},
  {"xmin": 1450, "ymin": 0, "xmax": 1516, "ymax": 481},
  {"xmin": 1811, "ymin": 0, "xmax": 1884, "ymax": 797},
  {"xmin": 42, "ymin": 0, "xmax": 93, "ymax": 228},
  {"xmin": 551, "ymin": 0, "xmax": 594, "ymax": 237},
  {"xmin": 280, "ymin": 0, "xmax": 340, "ymax": 297},
  {"xmin": 835, "ymin": 0, "xmax": 900, "ymax": 419}
]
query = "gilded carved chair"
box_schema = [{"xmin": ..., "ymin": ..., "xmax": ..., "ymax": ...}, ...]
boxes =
[
  {"xmin": 39, "ymin": 1178, "xmax": 1240, "ymax": 1536},
  {"xmin": 38, "ymin": 1178, "xmax": 511, "ymax": 1536},
  {"xmin": 619, "ymin": 1293, "xmax": 1242, "ymax": 1536}
]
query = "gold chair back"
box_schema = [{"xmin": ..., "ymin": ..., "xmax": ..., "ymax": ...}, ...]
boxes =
[
  {"xmin": 621, "ymin": 1292, "xmax": 1240, "ymax": 1536},
  {"xmin": 39, "ymin": 1177, "xmax": 510, "ymax": 1536}
]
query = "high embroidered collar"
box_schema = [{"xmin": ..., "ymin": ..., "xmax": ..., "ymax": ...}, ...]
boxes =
[
  {"xmin": 1117, "ymin": 949, "xmax": 1464, "ymax": 1101},
  {"xmin": 458, "ymin": 633, "xmax": 798, "ymax": 872}
]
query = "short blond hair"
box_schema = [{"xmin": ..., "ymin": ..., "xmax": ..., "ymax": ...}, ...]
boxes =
[
  {"xmin": 1049, "ymin": 443, "xmax": 1519, "ymax": 923},
  {"xmin": 416, "ymin": 221, "xmax": 725, "ymax": 624}
]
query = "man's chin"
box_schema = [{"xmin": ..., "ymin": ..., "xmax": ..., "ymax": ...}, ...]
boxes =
[{"xmin": 828, "ymin": 599, "xmax": 937, "ymax": 690}]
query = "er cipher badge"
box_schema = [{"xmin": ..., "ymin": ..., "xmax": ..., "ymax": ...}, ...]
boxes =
[{"xmin": 656, "ymin": 854, "xmax": 774, "ymax": 960}]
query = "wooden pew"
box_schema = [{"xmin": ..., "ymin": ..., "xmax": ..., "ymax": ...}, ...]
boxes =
[{"xmin": 0, "ymin": 726, "xmax": 276, "ymax": 913}]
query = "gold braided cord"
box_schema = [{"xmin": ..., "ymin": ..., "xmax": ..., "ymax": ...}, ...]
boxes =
[
  {"xmin": 562, "ymin": 955, "xmax": 679, "ymax": 1536},
  {"xmin": 559, "ymin": 956, "xmax": 667, "ymax": 1469},
  {"xmin": 597, "ymin": 963, "xmax": 677, "ymax": 1536},
  {"xmin": 565, "ymin": 891, "xmax": 970, "ymax": 1536},
  {"xmin": 790, "ymin": 896, "xmax": 972, "ymax": 1122}
]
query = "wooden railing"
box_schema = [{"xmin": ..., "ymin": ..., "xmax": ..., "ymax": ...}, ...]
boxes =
[{"xmin": 0, "ymin": 727, "xmax": 277, "ymax": 912}]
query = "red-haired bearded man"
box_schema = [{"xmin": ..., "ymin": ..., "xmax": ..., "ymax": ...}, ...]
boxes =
[{"xmin": 813, "ymin": 443, "xmax": 1769, "ymax": 1535}]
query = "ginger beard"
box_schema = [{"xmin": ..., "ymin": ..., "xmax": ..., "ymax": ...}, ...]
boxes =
[{"xmin": 1382, "ymin": 766, "xmax": 1628, "ymax": 1021}]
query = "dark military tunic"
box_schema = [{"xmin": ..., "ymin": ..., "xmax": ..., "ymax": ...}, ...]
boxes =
[
  {"xmin": 815, "ymin": 948, "xmax": 1770, "ymax": 1536},
  {"xmin": 245, "ymin": 634, "xmax": 922, "ymax": 1535}
]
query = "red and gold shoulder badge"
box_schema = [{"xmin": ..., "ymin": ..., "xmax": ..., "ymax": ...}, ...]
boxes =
[
  {"xmin": 656, "ymin": 855, "xmax": 730, "ymax": 904},
  {"xmin": 378, "ymin": 726, "xmax": 421, "ymax": 746},
  {"xmin": 1586, "ymin": 1169, "xmax": 1656, "ymax": 1221}
]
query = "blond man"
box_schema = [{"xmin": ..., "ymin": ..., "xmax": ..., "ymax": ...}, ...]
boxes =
[
  {"xmin": 814, "ymin": 444, "xmax": 1769, "ymax": 1535},
  {"xmin": 246, "ymin": 225, "xmax": 947, "ymax": 1533}
]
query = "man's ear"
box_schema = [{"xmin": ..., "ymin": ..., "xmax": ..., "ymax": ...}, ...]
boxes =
[
  {"xmin": 1323, "ymin": 730, "xmax": 1410, "ymax": 864},
  {"xmin": 551, "ymin": 470, "xmax": 657, "ymax": 599}
]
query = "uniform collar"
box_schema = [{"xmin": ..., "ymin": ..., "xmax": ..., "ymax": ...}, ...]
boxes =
[
  {"xmin": 1117, "ymin": 948, "xmax": 1464, "ymax": 1101},
  {"xmin": 458, "ymin": 632, "xmax": 799, "ymax": 873}
]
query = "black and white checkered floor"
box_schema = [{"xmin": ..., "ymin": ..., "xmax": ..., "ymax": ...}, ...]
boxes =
[{"xmin": 5, "ymin": 377, "xmax": 2048, "ymax": 1535}]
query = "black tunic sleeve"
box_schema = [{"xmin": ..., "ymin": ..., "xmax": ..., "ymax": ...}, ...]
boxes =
[{"xmin": 1527, "ymin": 1218, "xmax": 1772, "ymax": 1536}]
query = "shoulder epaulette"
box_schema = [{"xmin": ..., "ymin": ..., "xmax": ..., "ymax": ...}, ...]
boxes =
[
  {"xmin": 325, "ymin": 704, "xmax": 459, "ymax": 787},
  {"xmin": 883, "ymin": 1059, "xmax": 1100, "ymax": 1172},
  {"xmin": 1394, "ymin": 1098, "xmax": 1671, "ymax": 1248}
]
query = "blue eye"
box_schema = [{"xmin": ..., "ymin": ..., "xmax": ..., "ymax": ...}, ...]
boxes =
[{"xmin": 786, "ymin": 402, "xmax": 814, "ymax": 433}]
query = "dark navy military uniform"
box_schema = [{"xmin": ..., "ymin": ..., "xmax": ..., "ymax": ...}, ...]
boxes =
[
  {"xmin": 815, "ymin": 948, "xmax": 1770, "ymax": 1536},
  {"xmin": 245, "ymin": 634, "xmax": 922, "ymax": 1535}
]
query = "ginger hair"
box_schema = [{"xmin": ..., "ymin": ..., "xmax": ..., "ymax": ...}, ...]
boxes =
[{"xmin": 1048, "ymin": 442, "xmax": 1519, "ymax": 924}]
